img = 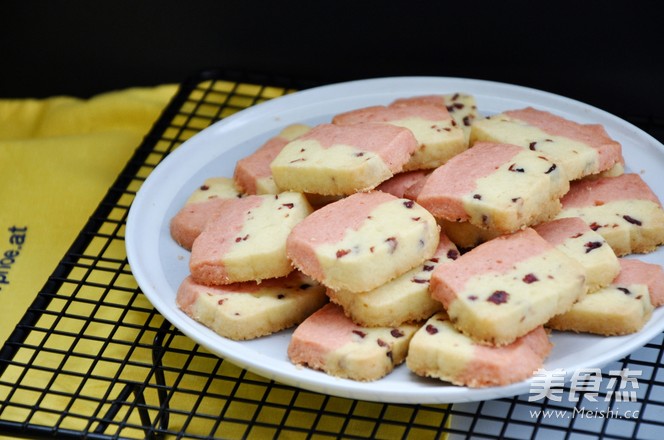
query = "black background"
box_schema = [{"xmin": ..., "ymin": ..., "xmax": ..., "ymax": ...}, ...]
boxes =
[{"xmin": 2, "ymin": 1, "xmax": 663, "ymax": 119}]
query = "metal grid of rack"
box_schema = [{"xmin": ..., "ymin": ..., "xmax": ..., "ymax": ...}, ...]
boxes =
[{"xmin": 1, "ymin": 70, "xmax": 663, "ymax": 439}]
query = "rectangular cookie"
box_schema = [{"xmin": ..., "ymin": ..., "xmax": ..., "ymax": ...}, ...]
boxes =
[
  {"xmin": 270, "ymin": 123, "xmax": 419, "ymax": 195},
  {"xmin": 169, "ymin": 177, "xmax": 244, "ymax": 250},
  {"xmin": 417, "ymin": 142, "xmax": 569, "ymax": 234},
  {"xmin": 391, "ymin": 93, "xmax": 479, "ymax": 143},
  {"xmin": 286, "ymin": 191, "xmax": 440, "ymax": 293},
  {"xmin": 233, "ymin": 124, "xmax": 310, "ymax": 195},
  {"xmin": 534, "ymin": 217, "xmax": 621, "ymax": 293},
  {"xmin": 177, "ymin": 271, "xmax": 327, "ymax": 340},
  {"xmin": 407, "ymin": 312, "xmax": 552, "ymax": 387},
  {"xmin": 190, "ymin": 192, "xmax": 312, "ymax": 285},
  {"xmin": 556, "ymin": 173, "xmax": 664, "ymax": 256},
  {"xmin": 470, "ymin": 106, "xmax": 623, "ymax": 180},
  {"xmin": 332, "ymin": 102, "xmax": 466, "ymax": 170},
  {"xmin": 547, "ymin": 259, "xmax": 656, "ymax": 336},
  {"xmin": 430, "ymin": 228, "xmax": 586, "ymax": 345},
  {"xmin": 326, "ymin": 231, "xmax": 459, "ymax": 327},
  {"xmin": 287, "ymin": 303, "xmax": 419, "ymax": 381}
]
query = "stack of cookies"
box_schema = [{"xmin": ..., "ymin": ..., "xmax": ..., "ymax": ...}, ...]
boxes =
[{"xmin": 169, "ymin": 92, "xmax": 664, "ymax": 387}]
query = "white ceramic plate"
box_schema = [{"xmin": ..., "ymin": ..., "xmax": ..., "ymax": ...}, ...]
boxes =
[{"xmin": 126, "ymin": 77, "xmax": 664, "ymax": 404}]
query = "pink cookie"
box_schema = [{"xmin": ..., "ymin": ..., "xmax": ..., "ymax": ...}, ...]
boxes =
[
  {"xmin": 333, "ymin": 102, "xmax": 466, "ymax": 170},
  {"xmin": 417, "ymin": 142, "xmax": 569, "ymax": 234},
  {"xmin": 170, "ymin": 177, "xmax": 243, "ymax": 250},
  {"xmin": 190, "ymin": 192, "xmax": 312, "ymax": 285},
  {"xmin": 270, "ymin": 123, "xmax": 419, "ymax": 195},
  {"xmin": 390, "ymin": 93, "xmax": 479, "ymax": 142},
  {"xmin": 547, "ymin": 258, "xmax": 658, "ymax": 336},
  {"xmin": 288, "ymin": 303, "xmax": 419, "ymax": 381},
  {"xmin": 430, "ymin": 228, "xmax": 586, "ymax": 345},
  {"xmin": 177, "ymin": 271, "xmax": 327, "ymax": 340},
  {"xmin": 616, "ymin": 258, "xmax": 664, "ymax": 307},
  {"xmin": 407, "ymin": 312, "xmax": 552, "ymax": 387},
  {"xmin": 327, "ymin": 231, "xmax": 459, "ymax": 327},
  {"xmin": 286, "ymin": 191, "xmax": 440, "ymax": 293},
  {"xmin": 556, "ymin": 173, "xmax": 664, "ymax": 256},
  {"xmin": 233, "ymin": 124, "xmax": 310, "ymax": 195},
  {"xmin": 534, "ymin": 217, "xmax": 620, "ymax": 293},
  {"xmin": 470, "ymin": 107, "xmax": 623, "ymax": 180}
]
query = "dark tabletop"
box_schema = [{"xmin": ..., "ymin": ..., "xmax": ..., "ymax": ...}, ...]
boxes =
[{"xmin": 2, "ymin": 1, "xmax": 663, "ymax": 119}]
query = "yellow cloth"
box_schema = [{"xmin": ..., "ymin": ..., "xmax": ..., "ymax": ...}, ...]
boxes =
[
  {"xmin": 0, "ymin": 85, "xmax": 178, "ymax": 345},
  {"xmin": 0, "ymin": 82, "xmax": 451, "ymax": 438}
]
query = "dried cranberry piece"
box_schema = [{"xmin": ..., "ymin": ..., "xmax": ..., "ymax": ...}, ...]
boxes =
[
  {"xmin": 617, "ymin": 287, "xmax": 631, "ymax": 295},
  {"xmin": 403, "ymin": 200, "xmax": 415, "ymax": 209},
  {"xmin": 391, "ymin": 329, "xmax": 404, "ymax": 338},
  {"xmin": 200, "ymin": 184, "xmax": 210, "ymax": 191},
  {"xmin": 425, "ymin": 324, "xmax": 438, "ymax": 335},
  {"xmin": 473, "ymin": 194, "xmax": 482, "ymax": 200},
  {"xmin": 508, "ymin": 163, "xmax": 525, "ymax": 173},
  {"xmin": 411, "ymin": 278, "xmax": 428, "ymax": 284},
  {"xmin": 623, "ymin": 215, "xmax": 643, "ymax": 226},
  {"xmin": 423, "ymin": 265, "xmax": 435, "ymax": 272},
  {"xmin": 377, "ymin": 339, "xmax": 387, "ymax": 347},
  {"xmin": 584, "ymin": 241, "xmax": 603, "ymax": 253},
  {"xmin": 352, "ymin": 330, "xmax": 367, "ymax": 338},
  {"xmin": 529, "ymin": 142, "xmax": 537, "ymax": 151},
  {"xmin": 336, "ymin": 249, "xmax": 351, "ymax": 258},
  {"xmin": 589, "ymin": 222, "xmax": 601, "ymax": 231},
  {"xmin": 281, "ymin": 203, "xmax": 295, "ymax": 209},
  {"xmin": 487, "ymin": 290, "xmax": 509, "ymax": 304},
  {"xmin": 545, "ymin": 164, "xmax": 557, "ymax": 174},
  {"xmin": 447, "ymin": 249, "xmax": 459, "ymax": 260},
  {"xmin": 522, "ymin": 273, "xmax": 539, "ymax": 284}
]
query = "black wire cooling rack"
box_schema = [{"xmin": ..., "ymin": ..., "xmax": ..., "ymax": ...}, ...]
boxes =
[{"xmin": 1, "ymin": 69, "xmax": 664, "ymax": 440}]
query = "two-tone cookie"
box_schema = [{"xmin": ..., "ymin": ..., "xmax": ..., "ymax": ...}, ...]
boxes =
[
  {"xmin": 332, "ymin": 102, "xmax": 466, "ymax": 170},
  {"xmin": 177, "ymin": 271, "xmax": 327, "ymax": 340},
  {"xmin": 391, "ymin": 93, "xmax": 479, "ymax": 143},
  {"xmin": 611, "ymin": 258, "xmax": 664, "ymax": 307},
  {"xmin": 417, "ymin": 142, "xmax": 569, "ymax": 234},
  {"xmin": 326, "ymin": 231, "xmax": 459, "ymax": 327},
  {"xmin": 556, "ymin": 173, "xmax": 664, "ymax": 256},
  {"xmin": 407, "ymin": 312, "xmax": 552, "ymax": 387},
  {"xmin": 286, "ymin": 191, "xmax": 440, "ymax": 293},
  {"xmin": 470, "ymin": 107, "xmax": 623, "ymax": 180},
  {"xmin": 287, "ymin": 303, "xmax": 418, "ymax": 381},
  {"xmin": 430, "ymin": 228, "xmax": 586, "ymax": 345},
  {"xmin": 270, "ymin": 123, "xmax": 418, "ymax": 195},
  {"xmin": 547, "ymin": 259, "xmax": 658, "ymax": 336},
  {"xmin": 170, "ymin": 177, "xmax": 243, "ymax": 250},
  {"xmin": 233, "ymin": 124, "xmax": 310, "ymax": 195},
  {"xmin": 534, "ymin": 217, "xmax": 620, "ymax": 293},
  {"xmin": 190, "ymin": 192, "xmax": 312, "ymax": 285}
]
